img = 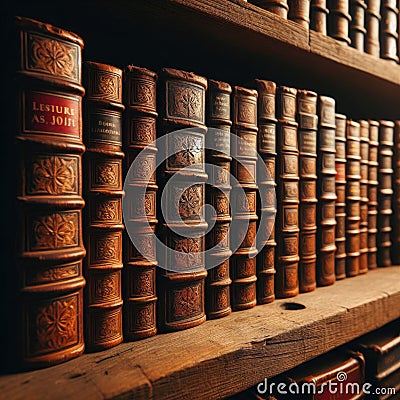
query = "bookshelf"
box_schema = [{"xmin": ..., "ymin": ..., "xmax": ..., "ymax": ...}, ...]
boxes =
[{"xmin": 3, "ymin": 0, "xmax": 400, "ymax": 398}]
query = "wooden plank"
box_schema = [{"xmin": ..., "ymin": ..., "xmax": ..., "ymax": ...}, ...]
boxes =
[{"xmin": 1, "ymin": 266, "xmax": 399, "ymax": 400}]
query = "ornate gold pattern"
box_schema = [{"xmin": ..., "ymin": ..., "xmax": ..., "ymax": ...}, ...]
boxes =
[
  {"xmin": 96, "ymin": 163, "xmax": 118, "ymax": 186},
  {"xmin": 95, "ymin": 200, "xmax": 119, "ymax": 221},
  {"xmin": 170, "ymin": 84, "xmax": 202, "ymax": 121},
  {"xmin": 172, "ymin": 284, "xmax": 201, "ymax": 318},
  {"xmin": 173, "ymin": 237, "xmax": 201, "ymax": 269},
  {"xmin": 97, "ymin": 73, "xmax": 118, "ymax": 98},
  {"xmin": 178, "ymin": 185, "xmax": 202, "ymax": 218}
]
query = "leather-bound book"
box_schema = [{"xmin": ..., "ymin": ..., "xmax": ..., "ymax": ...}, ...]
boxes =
[
  {"xmin": 346, "ymin": 120, "xmax": 361, "ymax": 277},
  {"xmin": 123, "ymin": 66, "xmax": 158, "ymax": 339},
  {"xmin": 365, "ymin": 0, "xmax": 381, "ymax": 56},
  {"xmin": 316, "ymin": 96, "xmax": 337, "ymax": 286},
  {"xmin": 335, "ymin": 114, "xmax": 347, "ymax": 280},
  {"xmin": 358, "ymin": 120, "xmax": 369, "ymax": 274},
  {"xmin": 368, "ymin": 120, "xmax": 379, "ymax": 269},
  {"xmin": 157, "ymin": 68, "xmax": 208, "ymax": 331},
  {"xmin": 255, "ymin": 80, "xmax": 277, "ymax": 304},
  {"xmin": 311, "ymin": 0, "xmax": 330, "ymax": 34},
  {"xmin": 350, "ymin": 0, "xmax": 367, "ymax": 50},
  {"xmin": 83, "ymin": 62, "xmax": 124, "ymax": 351},
  {"xmin": 328, "ymin": 0, "xmax": 352, "ymax": 45},
  {"xmin": 205, "ymin": 79, "xmax": 232, "ymax": 319},
  {"xmin": 380, "ymin": 0, "xmax": 399, "ymax": 62},
  {"xmin": 393, "ymin": 121, "xmax": 400, "ymax": 264},
  {"xmin": 251, "ymin": 0, "xmax": 289, "ymax": 18},
  {"xmin": 297, "ymin": 90, "xmax": 318, "ymax": 293},
  {"xmin": 377, "ymin": 120, "xmax": 394, "ymax": 267},
  {"xmin": 288, "ymin": 0, "xmax": 311, "ymax": 28},
  {"xmin": 14, "ymin": 16, "xmax": 86, "ymax": 369},
  {"xmin": 230, "ymin": 86, "xmax": 258, "ymax": 310},
  {"xmin": 275, "ymin": 86, "xmax": 299, "ymax": 298}
]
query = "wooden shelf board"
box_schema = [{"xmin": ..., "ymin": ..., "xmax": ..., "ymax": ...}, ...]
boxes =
[{"xmin": 2, "ymin": 266, "xmax": 400, "ymax": 400}]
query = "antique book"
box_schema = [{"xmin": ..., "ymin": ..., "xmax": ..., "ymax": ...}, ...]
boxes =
[
  {"xmin": 157, "ymin": 68, "xmax": 208, "ymax": 330},
  {"xmin": 350, "ymin": 0, "xmax": 367, "ymax": 50},
  {"xmin": 255, "ymin": 79, "xmax": 277, "ymax": 304},
  {"xmin": 252, "ymin": 0, "xmax": 290, "ymax": 18},
  {"xmin": 275, "ymin": 86, "xmax": 300, "ymax": 298},
  {"xmin": 230, "ymin": 86, "xmax": 259, "ymax": 310},
  {"xmin": 288, "ymin": 0, "xmax": 312, "ymax": 28},
  {"xmin": 365, "ymin": 0, "xmax": 381, "ymax": 56},
  {"xmin": 328, "ymin": 0, "xmax": 352, "ymax": 45},
  {"xmin": 122, "ymin": 66, "xmax": 158, "ymax": 340},
  {"xmin": 377, "ymin": 120, "xmax": 394, "ymax": 267},
  {"xmin": 311, "ymin": 0, "xmax": 330, "ymax": 34},
  {"xmin": 368, "ymin": 120, "xmax": 379, "ymax": 269},
  {"xmin": 316, "ymin": 96, "xmax": 337, "ymax": 286},
  {"xmin": 393, "ymin": 121, "xmax": 400, "ymax": 264},
  {"xmin": 346, "ymin": 120, "xmax": 361, "ymax": 277},
  {"xmin": 205, "ymin": 79, "xmax": 233, "ymax": 319},
  {"xmin": 358, "ymin": 120, "xmax": 369, "ymax": 274},
  {"xmin": 83, "ymin": 61, "xmax": 124, "ymax": 351},
  {"xmin": 335, "ymin": 114, "xmax": 347, "ymax": 280},
  {"xmin": 380, "ymin": 0, "xmax": 399, "ymax": 62},
  {"xmin": 297, "ymin": 90, "xmax": 318, "ymax": 293},
  {"xmin": 13, "ymin": 16, "xmax": 86, "ymax": 369}
]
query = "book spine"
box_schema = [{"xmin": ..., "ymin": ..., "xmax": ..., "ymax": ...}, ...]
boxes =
[
  {"xmin": 14, "ymin": 16, "xmax": 86, "ymax": 368},
  {"xmin": 368, "ymin": 120, "xmax": 379, "ymax": 269},
  {"xmin": 252, "ymin": 0, "xmax": 290, "ymax": 18},
  {"xmin": 350, "ymin": 0, "xmax": 367, "ymax": 50},
  {"xmin": 255, "ymin": 80, "xmax": 277, "ymax": 303},
  {"xmin": 230, "ymin": 86, "xmax": 259, "ymax": 310},
  {"xmin": 328, "ymin": 0, "xmax": 352, "ymax": 45},
  {"xmin": 317, "ymin": 96, "xmax": 337, "ymax": 286},
  {"xmin": 335, "ymin": 114, "xmax": 347, "ymax": 280},
  {"xmin": 123, "ymin": 66, "xmax": 158, "ymax": 339},
  {"xmin": 365, "ymin": 0, "xmax": 381, "ymax": 56},
  {"xmin": 297, "ymin": 90, "xmax": 318, "ymax": 293},
  {"xmin": 311, "ymin": 0, "xmax": 330, "ymax": 34},
  {"xmin": 393, "ymin": 121, "xmax": 400, "ymax": 264},
  {"xmin": 205, "ymin": 79, "xmax": 233, "ymax": 319},
  {"xmin": 275, "ymin": 86, "xmax": 300, "ymax": 298},
  {"xmin": 157, "ymin": 68, "xmax": 208, "ymax": 330},
  {"xmin": 380, "ymin": 0, "xmax": 399, "ymax": 62},
  {"xmin": 359, "ymin": 120, "xmax": 369, "ymax": 274},
  {"xmin": 377, "ymin": 120, "xmax": 394, "ymax": 267},
  {"xmin": 83, "ymin": 62, "xmax": 124, "ymax": 351},
  {"xmin": 288, "ymin": 0, "xmax": 312, "ymax": 28}
]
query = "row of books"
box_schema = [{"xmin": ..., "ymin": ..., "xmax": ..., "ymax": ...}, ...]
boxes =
[
  {"xmin": 249, "ymin": 0, "xmax": 400, "ymax": 63},
  {"xmin": 8, "ymin": 15, "xmax": 400, "ymax": 371}
]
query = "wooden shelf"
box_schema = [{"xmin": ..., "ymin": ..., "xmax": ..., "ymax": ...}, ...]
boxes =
[{"xmin": 2, "ymin": 266, "xmax": 400, "ymax": 400}]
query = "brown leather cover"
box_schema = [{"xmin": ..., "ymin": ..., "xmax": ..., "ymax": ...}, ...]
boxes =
[
  {"xmin": 328, "ymin": 0, "xmax": 352, "ymax": 45},
  {"xmin": 350, "ymin": 0, "xmax": 367, "ymax": 50},
  {"xmin": 14, "ymin": 16, "xmax": 86, "ymax": 369},
  {"xmin": 288, "ymin": 0, "xmax": 311, "ymax": 28},
  {"xmin": 275, "ymin": 86, "xmax": 299, "ymax": 298},
  {"xmin": 123, "ymin": 66, "xmax": 158, "ymax": 339},
  {"xmin": 377, "ymin": 121, "xmax": 394, "ymax": 267},
  {"xmin": 297, "ymin": 90, "xmax": 318, "ymax": 293},
  {"xmin": 157, "ymin": 68, "xmax": 208, "ymax": 331},
  {"xmin": 335, "ymin": 114, "xmax": 347, "ymax": 280},
  {"xmin": 365, "ymin": 0, "xmax": 381, "ymax": 56},
  {"xmin": 380, "ymin": 0, "xmax": 399, "ymax": 62},
  {"xmin": 252, "ymin": 0, "xmax": 289, "ymax": 18},
  {"xmin": 205, "ymin": 79, "xmax": 233, "ymax": 318},
  {"xmin": 393, "ymin": 121, "xmax": 400, "ymax": 265},
  {"xmin": 311, "ymin": 0, "xmax": 329, "ymax": 34},
  {"xmin": 317, "ymin": 96, "xmax": 337, "ymax": 286},
  {"xmin": 83, "ymin": 62, "xmax": 124, "ymax": 351},
  {"xmin": 255, "ymin": 80, "xmax": 277, "ymax": 304},
  {"xmin": 231, "ymin": 86, "xmax": 258, "ymax": 310}
]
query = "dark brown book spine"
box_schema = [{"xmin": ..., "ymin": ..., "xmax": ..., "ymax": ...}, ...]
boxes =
[
  {"xmin": 350, "ymin": 0, "xmax": 367, "ymax": 50},
  {"xmin": 157, "ymin": 68, "xmax": 208, "ymax": 330},
  {"xmin": 368, "ymin": 120, "xmax": 379, "ymax": 269},
  {"xmin": 311, "ymin": 0, "xmax": 330, "ymax": 34},
  {"xmin": 205, "ymin": 79, "xmax": 233, "ymax": 319},
  {"xmin": 252, "ymin": 0, "xmax": 290, "ymax": 18},
  {"xmin": 346, "ymin": 120, "xmax": 361, "ymax": 277},
  {"xmin": 328, "ymin": 0, "xmax": 352, "ymax": 45},
  {"xmin": 275, "ymin": 86, "xmax": 299, "ymax": 298},
  {"xmin": 335, "ymin": 114, "xmax": 347, "ymax": 279},
  {"xmin": 230, "ymin": 86, "xmax": 258, "ymax": 310},
  {"xmin": 14, "ymin": 16, "xmax": 86, "ymax": 369},
  {"xmin": 365, "ymin": 0, "xmax": 381, "ymax": 56},
  {"xmin": 317, "ymin": 96, "xmax": 337, "ymax": 286},
  {"xmin": 83, "ymin": 62, "xmax": 124, "ymax": 351},
  {"xmin": 393, "ymin": 121, "xmax": 400, "ymax": 264},
  {"xmin": 377, "ymin": 120, "xmax": 394, "ymax": 267},
  {"xmin": 123, "ymin": 66, "xmax": 158, "ymax": 339},
  {"xmin": 288, "ymin": 0, "xmax": 312, "ymax": 28},
  {"xmin": 359, "ymin": 120, "xmax": 369, "ymax": 274},
  {"xmin": 255, "ymin": 80, "xmax": 277, "ymax": 303},
  {"xmin": 380, "ymin": 0, "xmax": 399, "ymax": 62},
  {"xmin": 297, "ymin": 90, "xmax": 318, "ymax": 293}
]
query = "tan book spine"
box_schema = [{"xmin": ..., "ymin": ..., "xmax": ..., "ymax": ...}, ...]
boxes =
[
  {"xmin": 350, "ymin": 0, "xmax": 367, "ymax": 50},
  {"xmin": 380, "ymin": 0, "xmax": 399, "ymax": 62},
  {"xmin": 311, "ymin": 0, "xmax": 330, "ymax": 34},
  {"xmin": 252, "ymin": 0, "xmax": 290, "ymax": 18},
  {"xmin": 365, "ymin": 0, "xmax": 381, "ymax": 56},
  {"xmin": 393, "ymin": 121, "xmax": 400, "ymax": 264},
  {"xmin": 288, "ymin": 0, "xmax": 312, "ymax": 27},
  {"xmin": 328, "ymin": 0, "xmax": 352, "ymax": 45}
]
